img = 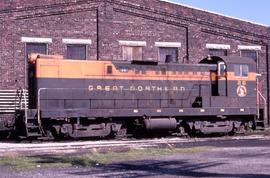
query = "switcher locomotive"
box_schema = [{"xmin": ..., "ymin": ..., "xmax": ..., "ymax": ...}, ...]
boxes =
[{"xmin": 14, "ymin": 54, "xmax": 258, "ymax": 139}]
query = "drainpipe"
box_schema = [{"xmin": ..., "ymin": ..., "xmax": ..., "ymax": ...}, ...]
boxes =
[
  {"xmin": 267, "ymin": 27, "xmax": 270, "ymax": 128},
  {"xmin": 96, "ymin": 8, "xmax": 99, "ymax": 60},
  {"xmin": 266, "ymin": 44, "xmax": 270, "ymax": 128},
  {"xmin": 185, "ymin": 27, "xmax": 189, "ymax": 63}
]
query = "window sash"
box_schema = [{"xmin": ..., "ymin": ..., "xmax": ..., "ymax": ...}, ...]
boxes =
[
  {"xmin": 234, "ymin": 64, "xmax": 249, "ymax": 77},
  {"xmin": 240, "ymin": 50, "xmax": 258, "ymax": 62},
  {"xmin": 158, "ymin": 47, "xmax": 178, "ymax": 63},
  {"xmin": 209, "ymin": 49, "xmax": 227, "ymax": 56},
  {"xmin": 122, "ymin": 46, "xmax": 142, "ymax": 61},
  {"xmin": 26, "ymin": 43, "xmax": 47, "ymax": 55},
  {"xmin": 67, "ymin": 44, "xmax": 86, "ymax": 60}
]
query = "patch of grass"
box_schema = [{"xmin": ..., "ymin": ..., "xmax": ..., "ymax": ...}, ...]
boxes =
[
  {"xmin": 0, "ymin": 152, "xmax": 38, "ymax": 170},
  {"xmin": 0, "ymin": 146, "xmax": 212, "ymax": 170}
]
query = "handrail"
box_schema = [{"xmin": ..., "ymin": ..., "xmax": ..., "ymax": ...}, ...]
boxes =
[
  {"xmin": 37, "ymin": 88, "xmax": 48, "ymax": 127},
  {"xmin": 22, "ymin": 89, "xmax": 28, "ymax": 125},
  {"xmin": 16, "ymin": 89, "xmax": 23, "ymax": 110},
  {"xmin": 258, "ymin": 91, "xmax": 267, "ymax": 121}
]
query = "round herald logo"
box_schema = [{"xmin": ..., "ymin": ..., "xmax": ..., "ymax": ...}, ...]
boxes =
[{"xmin": 237, "ymin": 85, "xmax": 247, "ymax": 97}]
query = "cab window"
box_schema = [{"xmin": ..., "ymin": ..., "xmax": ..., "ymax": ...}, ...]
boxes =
[
  {"xmin": 218, "ymin": 62, "xmax": 226, "ymax": 76},
  {"xmin": 234, "ymin": 64, "xmax": 249, "ymax": 77}
]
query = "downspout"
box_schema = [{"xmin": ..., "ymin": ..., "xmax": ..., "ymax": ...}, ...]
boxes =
[
  {"xmin": 266, "ymin": 44, "xmax": 270, "ymax": 128},
  {"xmin": 96, "ymin": 8, "xmax": 99, "ymax": 60},
  {"xmin": 185, "ymin": 27, "xmax": 189, "ymax": 63}
]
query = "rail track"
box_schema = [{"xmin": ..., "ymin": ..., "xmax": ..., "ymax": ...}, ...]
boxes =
[{"xmin": 0, "ymin": 134, "xmax": 270, "ymax": 156}]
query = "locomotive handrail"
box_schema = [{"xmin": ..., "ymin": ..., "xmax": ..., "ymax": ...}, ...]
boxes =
[
  {"xmin": 22, "ymin": 89, "xmax": 28, "ymax": 124},
  {"xmin": 15, "ymin": 88, "xmax": 23, "ymax": 110},
  {"xmin": 37, "ymin": 88, "xmax": 48, "ymax": 127},
  {"xmin": 258, "ymin": 91, "xmax": 267, "ymax": 121},
  {"xmin": 15, "ymin": 88, "xmax": 28, "ymax": 124}
]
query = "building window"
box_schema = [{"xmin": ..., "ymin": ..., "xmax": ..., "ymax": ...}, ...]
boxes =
[
  {"xmin": 158, "ymin": 47, "xmax": 178, "ymax": 63},
  {"xmin": 209, "ymin": 49, "xmax": 227, "ymax": 56},
  {"xmin": 122, "ymin": 46, "xmax": 143, "ymax": 61},
  {"xmin": 119, "ymin": 41, "xmax": 146, "ymax": 61},
  {"xmin": 206, "ymin": 44, "xmax": 230, "ymax": 56},
  {"xmin": 240, "ymin": 50, "xmax": 258, "ymax": 62},
  {"xmin": 63, "ymin": 38, "xmax": 91, "ymax": 60},
  {"xmin": 26, "ymin": 43, "xmax": 47, "ymax": 55},
  {"xmin": 67, "ymin": 44, "xmax": 86, "ymax": 60},
  {"xmin": 155, "ymin": 42, "xmax": 181, "ymax": 63},
  {"xmin": 234, "ymin": 64, "xmax": 249, "ymax": 77}
]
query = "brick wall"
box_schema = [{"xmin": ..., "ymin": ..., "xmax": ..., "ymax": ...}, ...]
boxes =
[
  {"xmin": 0, "ymin": 0, "xmax": 270, "ymax": 124},
  {"xmin": 1, "ymin": 1, "xmax": 100, "ymax": 88}
]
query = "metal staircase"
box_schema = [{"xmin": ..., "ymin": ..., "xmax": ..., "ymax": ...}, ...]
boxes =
[
  {"xmin": 256, "ymin": 90, "xmax": 267, "ymax": 129},
  {"xmin": 16, "ymin": 89, "xmax": 42, "ymax": 138},
  {"xmin": 25, "ymin": 114, "xmax": 42, "ymax": 137}
]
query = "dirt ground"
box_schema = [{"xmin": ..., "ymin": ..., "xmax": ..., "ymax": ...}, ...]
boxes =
[{"xmin": 1, "ymin": 136, "xmax": 270, "ymax": 178}]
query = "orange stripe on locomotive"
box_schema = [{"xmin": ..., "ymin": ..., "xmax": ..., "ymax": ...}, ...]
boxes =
[{"xmin": 32, "ymin": 55, "xmax": 256, "ymax": 82}]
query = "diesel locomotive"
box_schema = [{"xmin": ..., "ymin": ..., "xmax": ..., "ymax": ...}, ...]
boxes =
[{"xmin": 13, "ymin": 54, "xmax": 259, "ymax": 139}]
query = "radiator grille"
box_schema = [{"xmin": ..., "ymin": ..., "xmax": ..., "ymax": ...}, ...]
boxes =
[{"xmin": 0, "ymin": 90, "xmax": 28, "ymax": 113}]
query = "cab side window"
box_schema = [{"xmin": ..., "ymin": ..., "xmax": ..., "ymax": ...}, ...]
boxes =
[
  {"xmin": 218, "ymin": 62, "xmax": 226, "ymax": 76},
  {"xmin": 234, "ymin": 64, "xmax": 249, "ymax": 77}
]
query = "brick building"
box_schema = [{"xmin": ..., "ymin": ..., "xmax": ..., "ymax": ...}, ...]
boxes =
[{"xmin": 0, "ymin": 0, "xmax": 270, "ymax": 126}]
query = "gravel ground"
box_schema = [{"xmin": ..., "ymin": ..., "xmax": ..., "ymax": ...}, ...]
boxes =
[{"xmin": 1, "ymin": 137, "xmax": 270, "ymax": 178}]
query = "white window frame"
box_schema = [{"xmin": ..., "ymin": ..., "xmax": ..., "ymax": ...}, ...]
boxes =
[
  {"xmin": 21, "ymin": 37, "xmax": 52, "ymax": 43},
  {"xmin": 206, "ymin": 44, "xmax": 231, "ymax": 50},
  {"xmin": 118, "ymin": 40, "xmax": 146, "ymax": 47},
  {"xmin": 62, "ymin": 38, "xmax": 92, "ymax": 45},
  {"xmin": 155, "ymin": 42, "xmax": 181, "ymax": 48},
  {"xmin": 238, "ymin": 45, "xmax": 261, "ymax": 51}
]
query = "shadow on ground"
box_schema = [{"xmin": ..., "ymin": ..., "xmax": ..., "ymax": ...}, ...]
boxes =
[{"xmin": 66, "ymin": 159, "xmax": 270, "ymax": 178}]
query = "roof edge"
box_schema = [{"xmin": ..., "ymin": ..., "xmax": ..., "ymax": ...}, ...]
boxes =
[{"xmin": 160, "ymin": 0, "xmax": 268, "ymax": 27}]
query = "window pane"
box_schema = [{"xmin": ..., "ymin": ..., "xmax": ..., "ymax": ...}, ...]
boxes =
[
  {"xmin": 218, "ymin": 62, "xmax": 226, "ymax": 76},
  {"xmin": 241, "ymin": 50, "xmax": 258, "ymax": 62},
  {"xmin": 122, "ymin": 46, "xmax": 132, "ymax": 61},
  {"xmin": 26, "ymin": 43, "xmax": 47, "ymax": 55},
  {"xmin": 234, "ymin": 64, "xmax": 241, "ymax": 76},
  {"xmin": 242, "ymin": 65, "xmax": 249, "ymax": 77},
  {"xmin": 67, "ymin": 45, "xmax": 86, "ymax": 60},
  {"xmin": 209, "ymin": 49, "xmax": 227, "ymax": 56},
  {"xmin": 132, "ymin": 47, "xmax": 142, "ymax": 61},
  {"xmin": 122, "ymin": 46, "xmax": 143, "ymax": 61},
  {"xmin": 159, "ymin": 47, "xmax": 178, "ymax": 63}
]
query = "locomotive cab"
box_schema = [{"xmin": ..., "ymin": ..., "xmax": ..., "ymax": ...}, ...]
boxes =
[
  {"xmin": 196, "ymin": 56, "xmax": 258, "ymax": 133},
  {"xmin": 200, "ymin": 56, "xmax": 228, "ymax": 97},
  {"xmin": 200, "ymin": 56, "xmax": 256, "ymax": 103}
]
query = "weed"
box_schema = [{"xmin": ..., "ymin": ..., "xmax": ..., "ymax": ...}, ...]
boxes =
[{"xmin": 0, "ymin": 146, "xmax": 212, "ymax": 170}]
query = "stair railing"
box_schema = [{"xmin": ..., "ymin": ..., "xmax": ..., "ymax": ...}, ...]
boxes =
[{"xmin": 258, "ymin": 90, "xmax": 267, "ymax": 121}]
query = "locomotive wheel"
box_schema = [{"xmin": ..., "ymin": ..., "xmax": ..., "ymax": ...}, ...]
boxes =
[
  {"xmin": 49, "ymin": 125, "xmax": 63, "ymax": 140},
  {"xmin": 0, "ymin": 131, "xmax": 12, "ymax": 139}
]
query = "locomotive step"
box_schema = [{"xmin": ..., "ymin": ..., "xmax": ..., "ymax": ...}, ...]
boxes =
[
  {"xmin": 255, "ymin": 120, "xmax": 265, "ymax": 129},
  {"xmin": 27, "ymin": 133, "xmax": 42, "ymax": 137},
  {"xmin": 26, "ymin": 117, "xmax": 37, "ymax": 121},
  {"xmin": 26, "ymin": 129, "xmax": 42, "ymax": 137},
  {"xmin": 26, "ymin": 123, "xmax": 42, "ymax": 137},
  {"xmin": 27, "ymin": 125, "xmax": 40, "ymax": 129}
]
